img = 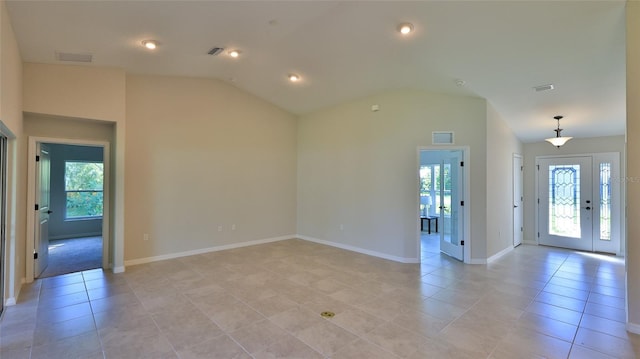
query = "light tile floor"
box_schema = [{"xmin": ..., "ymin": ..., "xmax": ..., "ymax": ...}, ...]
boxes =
[{"xmin": 1, "ymin": 238, "xmax": 639, "ymax": 358}]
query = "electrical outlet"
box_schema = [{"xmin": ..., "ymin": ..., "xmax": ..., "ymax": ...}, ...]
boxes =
[
  {"xmin": 339, "ymin": 224, "xmax": 344, "ymax": 231},
  {"xmin": 232, "ymin": 224, "xmax": 236, "ymax": 230},
  {"xmin": 218, "ymin": 226, "xmax": 223, "ymax": 232},
  {"xmin": 143, "ymin": 233, "xmax": 149, "ymax": 241}
]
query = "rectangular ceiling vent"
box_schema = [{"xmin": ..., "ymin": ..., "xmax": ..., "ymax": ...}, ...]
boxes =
[
  {"xmin": 533, "ymin": 84, "xmax": 554, "ymax": 92},
  {"xmin": 55, "ymin": 51, "xmax": 93, "ymax": 63},
  {"xmin": 432, "ymin": 131, "xmax": 455, "ymax": 145},
  {"xmin": 208, "ymin": 47, "xmax": 224, "ymax": 56}
]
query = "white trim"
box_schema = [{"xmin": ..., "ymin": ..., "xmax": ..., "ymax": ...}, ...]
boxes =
[
  {"xmin": 124, "ymin": 235, "xmax": 294, "ymax": 267},
  {"xmin": 298, "ymin": 235, "xmax": 420, "ymax": 263},
  {"xmin": 4, "ymin": 277, "xmax": 21, "ymax": 306},
  {"xmin": 26, "ymin": 136, "xmax": 111, "ymax": 282},
  {"xmin": 469, "ymin": 258, "xmax": 487, "ymax": 264},
  {"xmin": 487, "ymin": 245, "xmax": 514, "ymax": 263},
  {"xmin": 523, "ymin": 239, "xmax": 538, "ymax": 246},
  {"xmin": 112, "ymin": 266, "xmax": 125, "ymax": 274},
  {"xmin": 626, "ymin": 322, "xmax": 640, "ymax": 335}
]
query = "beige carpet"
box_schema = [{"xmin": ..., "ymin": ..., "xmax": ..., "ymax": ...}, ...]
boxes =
[{"xmin": 38, "ymin": 236, "xmax": 103, "ymax": 278}]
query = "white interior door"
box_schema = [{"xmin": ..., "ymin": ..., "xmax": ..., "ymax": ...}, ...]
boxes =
[
  {"xmin": 439, "ymin": 151, "xmax": 464, "ymax": 261},
  {"xmin": 538, "ymin": 157, "xmax": 593, "ymax": 251},
  {"xmin": 34, "ymin": 143, "xmax": 51, "ymax": 277},
  {"xmin": 513, "ymin": 155, "xmax": 523, "ymax": 247},
  {"xmin": 0, "ymin": 136, "xmax": 6, "ymax": 315}
]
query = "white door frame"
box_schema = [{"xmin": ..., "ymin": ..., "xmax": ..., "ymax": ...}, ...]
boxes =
[
  {"xmin": 535, "ymin": 152, "xmax": 621, "ymax": 255},
  {"xmin": 417, "ymin": 146, "xmax": 471, "ymax": 264},
  {"xmin": 26, "ymin": 137, "xmax": 111, "ymax": 282}
]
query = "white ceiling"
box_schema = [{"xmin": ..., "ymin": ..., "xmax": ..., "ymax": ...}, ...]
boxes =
[{"xmin": 5, "ymin": 0, "xmax": 627, "ymax": 143}]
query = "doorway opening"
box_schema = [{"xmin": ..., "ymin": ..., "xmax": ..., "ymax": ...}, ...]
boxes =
[
  {"xmin": 418, "ymin": 148, "xmax": 467, "ymax": 262},
  {"xmin": 536, "ymin": 153, "xmax": 621, "ymax": 254},
  {"xmin": 27, "ymin": 138, "xmax": 110, "ymax": 281},
  {"xmin": 36, "ymin": 143, "xmax": 105, "ymax": 278}
]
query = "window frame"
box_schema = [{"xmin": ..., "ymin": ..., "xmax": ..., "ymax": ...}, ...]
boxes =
[{"xmin": 64, "ymin": 160, "xmax": 104, "ymax": 220}]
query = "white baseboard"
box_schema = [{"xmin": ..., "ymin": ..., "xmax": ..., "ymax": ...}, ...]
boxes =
[
  {"xmin": 487, "ymin": 245, "xmax": 514, "ymax": 263},
  {"xmin": 297, "ymin": 235, "xmax": 419, "ymax": 263},
  {"xmin": 523, "ymin": 240, "xmax": 538, "ymax": 246},
  {"xmin": 469, "ymin": 258, "xmax": 487, "ymax": 264},
  {"xmin": 112, "ymin": 266, "xmax": 125, "ymax": 273},
  {"xmin": 124, "ymin": 235, "xmax": 294, "ymax": 267},
  {"xmin": 5, "ymin": 297, "xmax": 16, "ymax": 306},
  {"xmin": 627, "ymin": 322, "xmax": 640, "ymax": 335}
]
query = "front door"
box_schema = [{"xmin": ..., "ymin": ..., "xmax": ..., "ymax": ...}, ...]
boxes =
[
  {"xmin": 537, "ymin": 154, "xmax": 620, "ymax": 253},
  {"xmin": 439, "ymin": 151, "xmax": 464, "ymax": 261},
  {"xmin": 34, "ymin": 143, "xmax": 51, "ymax": 277}
]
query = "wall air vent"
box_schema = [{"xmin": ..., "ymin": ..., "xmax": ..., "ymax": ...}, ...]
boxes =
[
  {"xmin": 432, "ymin": 131, "xmax": 455, "ymax": 145},
  {"xmin": 208, "ymin": 47, "xmax": 224, "ymax": 56},
  {"xmin": 55, "ymin": 51, "xmax": 93, "ymax": 63}
]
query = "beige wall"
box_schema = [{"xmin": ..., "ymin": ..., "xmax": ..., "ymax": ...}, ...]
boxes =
[
  {"xmin": 23, "ymin": 114, "xmax": 114, "ymax": 142},
  {"xmin": 626, "ymin": 1, "xmax": 640, "ymax": 330},
  {"xmin": 23, "ymin": 63, "xmax": 125, "ymax": 123},
  {"xmin": 297, "ymin": 90, "xmax": 488, "ymax": 261},
  {"xmin": 124, "ymin": 75, "xmax": 297, "ymax": 262},
  {"xmin": 522, "ymin": 136, "xmax": 626, "ymax": 252},
  {"xmin": 0, "ymin": 0, "xmax": 24, "ymax": 305},
  {"xmin": 486, "ymin": 103, "xmax": 523, "ymax": 258}
]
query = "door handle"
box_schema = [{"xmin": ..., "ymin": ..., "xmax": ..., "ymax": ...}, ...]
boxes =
[
  {"xmin": 514, "ymin": 205, "xmax": 519, "ymax": 208},
  {"xmin": 47, "ymin": 210, "xmax": 53, "ymax": 214},
  {"xmin": 583, "ymin": 207, "xmax": 591, "ymax": 210}
]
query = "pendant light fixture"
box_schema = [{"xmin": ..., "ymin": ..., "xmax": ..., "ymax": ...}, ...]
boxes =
[{"xmin": 545, "ymin": 115, "xmax": 572, "ymax": 148}]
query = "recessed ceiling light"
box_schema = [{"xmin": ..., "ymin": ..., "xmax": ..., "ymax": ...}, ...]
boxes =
[
  {"xmin": 398, "ymin": 23, "xmax": 414, "ymax": 35},
  {"xmin": 288, "ymin": 74, "xmax": 300, "ymax": 82},
  {"xmin": 228, "ymin": 50, "xmax": 241, "ymax": 58},
  {"xmin": 142, "ymin": 40, "xmax": 157, "ymax": 50}
]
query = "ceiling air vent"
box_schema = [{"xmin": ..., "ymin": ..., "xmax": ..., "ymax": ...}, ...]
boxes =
[
  {"xmin": 533, "ymin": 84, "xmax": 554, "ymax": 92},
  {"xmin": 208, "ymin": 47, "xmax": 224, "ymax": 56},
  {"xmin": 55, "ymin": 51, "xmax": 93, "ymax": 63}
]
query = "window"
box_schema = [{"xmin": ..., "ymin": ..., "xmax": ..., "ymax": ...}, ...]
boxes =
[
  {"xmin": 65, "ymin": 161, "xmax": 103, "ymax": 219},
  {"xmin": 600, "ymin": 162, "xmax": 611, "ymax": 240}
]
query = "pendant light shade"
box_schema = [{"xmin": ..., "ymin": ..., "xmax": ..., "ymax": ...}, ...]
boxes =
[{"xmin": 545, "ymin": 115, "xmax": 572, "ymax": 148}]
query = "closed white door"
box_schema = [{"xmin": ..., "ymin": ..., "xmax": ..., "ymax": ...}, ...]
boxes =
[
  {"xmin": 513, "ymin": 155, "xmax": 523, "ymax": 247},
  {"xmin": 34, "ymin": 143, "xmax": 51, "ymax": 277},
  {"xmin": 537, "ymin": 154, "xmax": 620, "ymax": 254}
]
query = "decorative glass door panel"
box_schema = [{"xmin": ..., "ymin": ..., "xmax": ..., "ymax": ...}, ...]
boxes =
[{"xmin": 539, "ymin": 157, "xmax": 593, "ymax": 251}]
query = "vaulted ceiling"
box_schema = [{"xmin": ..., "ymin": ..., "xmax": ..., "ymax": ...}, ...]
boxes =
[{"xmin": 6, "ymin": 1, "xmax": 627, "ymax": 142}]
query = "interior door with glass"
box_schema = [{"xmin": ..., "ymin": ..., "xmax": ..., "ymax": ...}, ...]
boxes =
[
  {"xmin": 439, "ymin": 151, "xmax": 464, "ymax": 261},
  {"xmin": 34, "ymin": 143, "xmax": 51, "ymax": 277},
  {"xmin": 538, "ymin": 157, "xmax": 593, "ymax": 251},
  {"xmin": 513, "ymin": 155, "xmax": 524, "ymax": 247}
]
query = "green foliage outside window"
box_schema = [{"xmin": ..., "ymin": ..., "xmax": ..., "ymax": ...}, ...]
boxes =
[{"xmin": 65, "ymin": 161, "xmax": 103, "ymax": 218}]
